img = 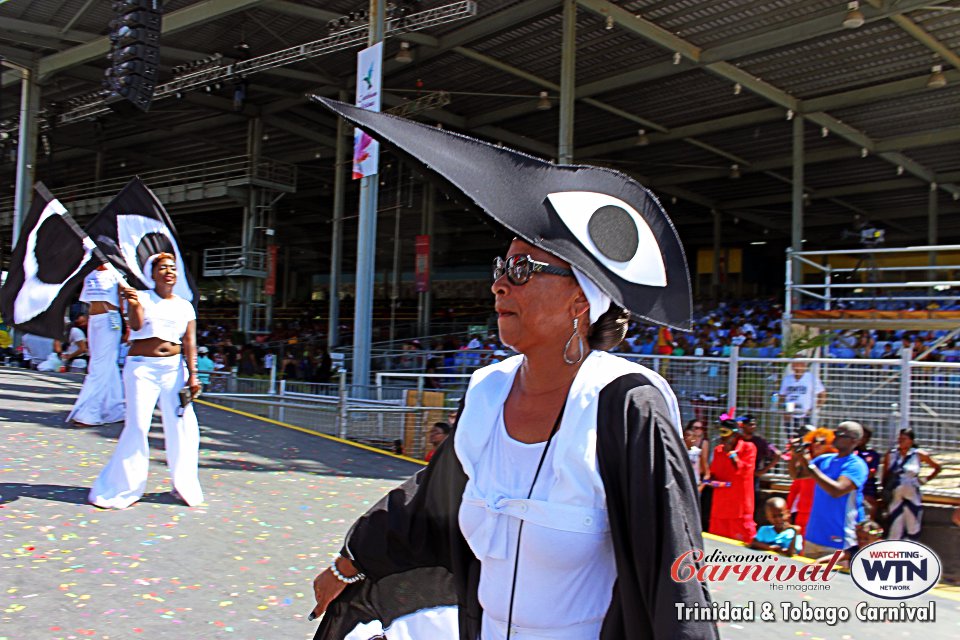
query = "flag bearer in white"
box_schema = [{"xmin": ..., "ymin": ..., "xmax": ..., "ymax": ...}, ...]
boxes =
[
  {"xmin": 89, "ymin": 253, "xmax": 203, "ymax": 509},
  {"xmin": 67, "ymin": 265, "xmax": 125, "ymax": 426}
]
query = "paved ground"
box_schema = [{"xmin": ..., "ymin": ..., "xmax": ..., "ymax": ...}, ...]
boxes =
[{"xmin": 1, "ymin": 368, "xmax": 958, "ymax": 640}]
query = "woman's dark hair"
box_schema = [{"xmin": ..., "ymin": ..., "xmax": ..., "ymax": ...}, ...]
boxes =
[
  {"xmin": 898, "ymin": 427, "xmax": 916, "ymax": 443},
  {"xmin": 587, "ymin": 304, "xmax": 631, "ymax": 351}
]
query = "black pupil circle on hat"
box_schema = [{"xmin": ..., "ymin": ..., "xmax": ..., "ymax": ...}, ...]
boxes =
[
  {"xmin": 36, "ymin": 216, "xmax": 85, "ymax": 284},
  {"xmin": 135, "ymin": 232, "xmax": 175, "ymax": 272},
  {"xmin": 587, "ymin": 205, "xmax": 639, "ymax": 262}
]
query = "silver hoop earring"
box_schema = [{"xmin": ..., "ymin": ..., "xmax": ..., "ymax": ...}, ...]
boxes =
[{"xmin": 563, "ymin": 317, "xmax": 584, "ymax": 365}]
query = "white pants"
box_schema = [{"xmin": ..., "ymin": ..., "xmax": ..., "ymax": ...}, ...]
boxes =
[
  {"xmin": 67, "ymin": 312, "xmax": 125, "ymax": 425},
  {"xmin": 89, "ymin": 354, "xmax": 203, "ymax": 509}
]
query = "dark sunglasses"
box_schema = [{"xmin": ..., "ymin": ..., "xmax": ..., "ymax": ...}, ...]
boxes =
[{"xmin": 493, "ymin": 254, "xmax": 574, "ymax": 286}]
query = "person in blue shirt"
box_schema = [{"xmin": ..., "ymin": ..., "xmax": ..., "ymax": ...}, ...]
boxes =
[
  {"xmin": 749, "ymin": 496, "xmax": 803, "ymax": 557},
  {"xmin": 791, "ymin": 421, "xmax": 868, "ymax": 558},
  {"xmin": 196, "ymin": 346, "xmax": 215, "ymax": 385}
]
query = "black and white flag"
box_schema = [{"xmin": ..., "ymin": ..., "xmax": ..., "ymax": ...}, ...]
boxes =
[
  {"xmin": 85, "ymin": 177, "xmax": 197, "ymax": 307},
  {"xmin": 0, "ymin": 183, "xmax": 104, "ymax": 340}
]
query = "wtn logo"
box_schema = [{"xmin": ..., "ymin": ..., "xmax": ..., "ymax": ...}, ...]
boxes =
[
  {"xmin": 851, "ymin": 540, "xmax": 941, "ymax": 600},
  {"xmin": 861, "ymin": 558, "xmax": 927, "ymax": 583}
]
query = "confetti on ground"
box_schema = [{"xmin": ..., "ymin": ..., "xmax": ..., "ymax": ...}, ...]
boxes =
[
  {"xmin": 0, "ymin": 369, "xmax": 417, "ymax": 639},
  {"xmin": 3, "ymin": 369, "xmax": 959, "ymax": 639}
]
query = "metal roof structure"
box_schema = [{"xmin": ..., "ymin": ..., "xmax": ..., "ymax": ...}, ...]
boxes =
[{"xmin": 1, "ymin": 0, "xmax": 959, "ymax": 278}]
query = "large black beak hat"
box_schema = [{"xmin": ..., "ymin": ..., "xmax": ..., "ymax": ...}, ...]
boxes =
[{"xmin": 312, "ymin": 97, "xmax": 692, "ymax": 330}]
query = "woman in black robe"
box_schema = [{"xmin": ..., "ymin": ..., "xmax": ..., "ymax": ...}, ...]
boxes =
[{"xmin": 309, "ymin": 240, "xmax": 716, "ymax": 640}]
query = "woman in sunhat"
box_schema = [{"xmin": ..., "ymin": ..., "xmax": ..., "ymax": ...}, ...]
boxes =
[{"xmin": 308, "ymin": 99, "xmax": 716, "ymax": 640}]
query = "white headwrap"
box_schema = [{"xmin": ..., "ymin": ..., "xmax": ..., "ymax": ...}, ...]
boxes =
[{"xmin": 572, "ymin": 267, "xmax": 611, "ymax": 325}]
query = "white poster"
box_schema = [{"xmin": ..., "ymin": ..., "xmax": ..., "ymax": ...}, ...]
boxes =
[{"xmin": 353, "ymin": 41, "xmax": 383, "ymax": 179}]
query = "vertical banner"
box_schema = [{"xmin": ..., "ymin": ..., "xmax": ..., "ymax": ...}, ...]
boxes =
[
  {"xmin": 415, "ymin": 234, "xmax": 430, "ymax": 293},
  {"xmin": 353, "ymin": 41, "xmax": 384, "ymax": 180},
  {"xmin": 264, "ymin": 244, "xmax": 278, "ymax": 295}
]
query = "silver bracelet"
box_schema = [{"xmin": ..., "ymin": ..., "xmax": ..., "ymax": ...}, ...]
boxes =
[{"xmin": 330, "ymin": 558, "xmax": 365, "ymax": 585}]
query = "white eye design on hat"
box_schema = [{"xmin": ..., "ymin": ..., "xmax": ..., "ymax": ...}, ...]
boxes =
[{"xmin": 546, "ymin": 191, "xmax": 666, "ymax": 287}]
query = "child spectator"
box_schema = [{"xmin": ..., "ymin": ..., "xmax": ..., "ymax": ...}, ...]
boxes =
[
  {"xmin": 749, "ymin": 497, "xmax": 803, "ymax": 557},
  {"xmin": 684, "ymin": 427, "xmax": 703, "ymax": 489},
  {"xmin": 424, "ymin": 422, "xmax": 451, "ymax": 463},
  {"xmin": 708, "ymin": 419, "xmax": 757, "ymax": 543}
]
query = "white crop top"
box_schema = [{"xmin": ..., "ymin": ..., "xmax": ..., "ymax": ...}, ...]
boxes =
[
  {"xmin": 128, "ymin": 291, "xmax": 196, "ymax": 344},
  {"xmin": 79, "ymin": 269, "xmax": 120, "ymax": 306}
]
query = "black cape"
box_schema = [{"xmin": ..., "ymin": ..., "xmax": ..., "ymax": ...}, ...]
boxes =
[{"xmin": 315, "ymin": 373, "xmax": 718, "ymax": 640}]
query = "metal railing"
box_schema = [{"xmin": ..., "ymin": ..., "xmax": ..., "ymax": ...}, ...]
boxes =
[
  {"xmin": 202, "ymin": 246, "xmax": 268, "ymax": 277},
  {"xmin": 785, "ymin": 245, "xmax": 960, "ymax": 332},
  {"xmin": 200, "ymin": 349, "xmax": 960, "ymax": 494},
  {"xmin": 0, "ymin": 155, "xmax": 297, "ymax": 225},
  {"xmin": 204, "ymin": 372, "xmax": 457, "ymax": 460}
]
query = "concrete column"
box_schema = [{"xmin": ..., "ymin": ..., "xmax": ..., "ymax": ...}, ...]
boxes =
[
  {"xmin": 351, "ymin": 0, "xmax": 386, "ymax": 392},
  {"xmin": 791, "ymin": 115, "xmax": 804, "ymax": 307},
  {"xmin": 418, "ymin": 182, "xmax": 435, "ymax": 336},
  {"xmin": 328, "ymin": 89, "xmax": 349, "ymax": 348},
  {"xmin": 558, "ymin": 0, "xmax": 576, "ymax": 164},
  {"xmin": 928, "ymin": 183, "xmax": 938, "ymax": 272},
  {"xmin": 12, "ymin": 65, "xmax": 40, "ymax": 243},
  {"xmin": 712, "ymin": 209, "xmax": 721, "ymax": 300},
  {"xmin": 239, "ymin": 117, "xmax": 263, "ymax": 336}
]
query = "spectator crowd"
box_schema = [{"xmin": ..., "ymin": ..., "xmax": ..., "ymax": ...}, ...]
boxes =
[{"xmin": 683, "ymin": 411, "xmax": 951, "ymax": 561}]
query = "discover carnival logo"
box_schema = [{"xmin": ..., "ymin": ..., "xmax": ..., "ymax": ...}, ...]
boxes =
[{"xmin": 850, "ymin": 540, "xmax": 942, "ymax": 599}]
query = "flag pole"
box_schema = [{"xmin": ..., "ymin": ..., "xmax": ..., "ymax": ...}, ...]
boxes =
[{"xmin": 82, "ymin": 237, "xmax": 132, "ymax": 290}]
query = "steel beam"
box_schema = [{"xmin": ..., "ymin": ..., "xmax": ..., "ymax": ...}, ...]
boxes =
[
  {"xmin": 262, "ymin": 116, "xmax": 338, "ymax": 149},
  {"xmin": 60, "ymin": 0, "xmax": 97, "ymax": 35},
  {"xmin": 264, "ymin": 0, "xmax": 339, "ymax": 22},
  {"xmin": 721, "ymin": 177, "xmax": 936, "ymax": 208},
  {"xmin": 648, "ymin": 128, "xmax": 960, "ymax": 187},
  {"xmin": 380, "ymin": 0, "xmax": 558, "ymax": 76},
  {"xmin": 579, "ymin": 0, "xmax": 960, "ymax": 201},
  {"xmin": 558, "ymin": 0, "xmax": 576, "ymax": 164}
]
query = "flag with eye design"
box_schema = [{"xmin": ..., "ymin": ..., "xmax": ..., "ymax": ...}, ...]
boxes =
[
  {"xmin": 311, "ymin": 97, "xmax": 692, "ymax": 329},
  {"xmin": 84, "ymin": 177, "xmax": 197, "ymax": 308},
  {"xmin": 0, "ymin": 183, "xmax": 105, "ymax": 340}
]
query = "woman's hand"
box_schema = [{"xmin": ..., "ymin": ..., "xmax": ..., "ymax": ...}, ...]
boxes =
[
  {"xmin": 188, "ymin": 374, "xmax": 201, "ymax": 396},
  {"xmin": 311, "ymin": 568, "xmax": 347, "ymax": 621},
  {"xmin": 121, "ymin": 287, "xmax": 140, "ymax": 307}
]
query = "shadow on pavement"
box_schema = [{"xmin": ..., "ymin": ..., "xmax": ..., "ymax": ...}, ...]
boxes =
[{"xmin": 0, "ymin": 482, "xmax": 89, "ymax": 506}]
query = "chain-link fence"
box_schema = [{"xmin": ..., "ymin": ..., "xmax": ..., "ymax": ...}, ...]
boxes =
[{"xmin": 202, "ymin": 350, "xmax": 960, "ymax": 493}]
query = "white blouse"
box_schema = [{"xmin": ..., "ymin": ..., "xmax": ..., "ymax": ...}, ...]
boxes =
[
  {"xmin": 127, "ymin": 291, "xmax": 196, "ymax": 344},
  {"xmin": 459, "ymin": 408, "xmax": 617, "ymax": 640},
  {"xmin": 79, "ymin": 269, "xmax": 120, "ymax": 306},
  {"xmin": 454, "ymin": 351, "xmax": 682, "ymax": 640}
]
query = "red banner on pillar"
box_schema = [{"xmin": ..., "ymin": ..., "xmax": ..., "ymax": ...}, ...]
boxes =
[
  {"xmin": 415, "ymin": 235, "xmax": 430, "ymax": 293},
  {"xmin": 264, "ymin": 245, "xmax": 278, "ymax": 295}
]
